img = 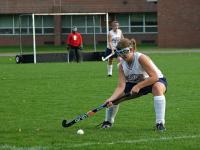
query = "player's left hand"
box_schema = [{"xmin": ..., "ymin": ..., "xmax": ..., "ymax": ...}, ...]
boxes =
[
  {"xmin": 131, "ymin": 85, "xmax": 140, "ymax": 94},
  {"xmin": 79, "ymin": 46, "xmax": 83, "ymax": 50}
]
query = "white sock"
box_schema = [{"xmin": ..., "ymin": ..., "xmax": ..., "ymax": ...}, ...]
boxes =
[
  {"xmin": 154, "ymin": 95, "xmax": 166, "ymax": 124},
  {"xmin": 105, "ymin": 105, "xmax": 119, "ymax": 123},
  {"xmin": 107, "ymin": 64, "xmax": 113, "ymax": 75}
]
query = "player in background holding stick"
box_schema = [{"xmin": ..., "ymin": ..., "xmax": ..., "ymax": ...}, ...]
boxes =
[
  {"xmin": 101, "ymin": 38, "xmax": 168, "ymax": 131},
  {"xmin": 105, "ymin": 21, "xmax": 124, "ymax": 77}
]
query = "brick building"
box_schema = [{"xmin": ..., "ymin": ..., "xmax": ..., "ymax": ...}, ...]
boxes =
[{"xmin": 0, "ymin": 0, "xmax": 199, "ymax": 48}]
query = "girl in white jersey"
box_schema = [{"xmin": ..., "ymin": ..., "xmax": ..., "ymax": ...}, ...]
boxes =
[
  {"xmin": 105, "ymin": 21, "xmax": 124, "ymax": 76},
  {"xmin": 101, "ymin": 38, "xmax": 167, "ymax": 131}
]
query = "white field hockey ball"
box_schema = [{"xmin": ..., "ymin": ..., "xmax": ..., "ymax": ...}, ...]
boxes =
[{"xmin": 77, "ymin": 129, "xmax": 84, "ymax": 135}]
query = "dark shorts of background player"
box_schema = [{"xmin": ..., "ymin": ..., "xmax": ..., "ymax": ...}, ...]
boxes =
[
  {"xmin": 124, "ymin": 77, "xmax": 168, "ymax": 95},
  {"xmin": 104, "ymin": 48, "xmax": 117, "ymax": 58}
]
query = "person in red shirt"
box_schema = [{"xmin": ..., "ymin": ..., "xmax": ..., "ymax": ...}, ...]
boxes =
[{"xmin": 66, "ymin": 26, "xmax": 83, "ymax": 63}]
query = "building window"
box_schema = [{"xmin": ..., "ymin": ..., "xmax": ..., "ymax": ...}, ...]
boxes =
[
  {"xmin": 17, "ymin": 15, "xmax": 30, "ymax": 35},
  {"xmin": 0, "ymin": 15, "xmax": 13, "ymax": 34},
  {"xmin": 116, "ymin": 14, "xmax": 129, "ymax": 33},
  {"xmin": 115, "ymin": 13, "xmax": 157, "ymax": 34},
  {"xmin": 27, "ymin": 15, "xmax": 54, "ymax": 35},
  {"xmin": 61, "ymin": 15, "xmax": 103, "ymax": 34},
  {"xmin": 42, "ymin": 16, "xmax": 54, "ymax": 34},
  {"xmin": 130, "ymin": 13, "xmax": 144, "ymax": 33},
  {"xmin": 86, "ymin": 15, "xmax": 101, "ymax": 34},
  {"xmin": 61, "ymin": 15, "xmax": 71, "ymax": 33},
  {"xmin": 0, "ymin": 14, "xmax": 54, "ymax": 35},
  {"xmin": 145, "ymin": 13, "xmax": 157, "ymax": 32},
  {"xmin": 0, "ymin": 13, "xmax": 157, "ymax": 35},
  {"xmin": 131, "ymin": 13, "xmax": 144, "ymax": 26}
]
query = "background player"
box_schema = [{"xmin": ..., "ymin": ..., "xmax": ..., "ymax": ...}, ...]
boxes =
[{"xmin": 105, "ymin": 21, "xmax": 124, "ymax": 76}]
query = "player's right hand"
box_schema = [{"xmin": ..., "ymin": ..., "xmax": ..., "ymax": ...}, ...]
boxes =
[
  {"xmin": 106, "ymin": 101, "xmax": 113, "ymax": 107},
  {"xmin": 111, "ymin": 49, "xmax": 115, "ymax": 54}
]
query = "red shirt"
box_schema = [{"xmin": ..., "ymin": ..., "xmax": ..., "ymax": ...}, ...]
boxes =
[{"xmin": 67, "ymin": 32, "xmax": 82, "ymax": 47}]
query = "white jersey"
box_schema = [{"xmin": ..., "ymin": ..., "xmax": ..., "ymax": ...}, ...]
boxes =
[
  {"xmin": 107, "ymin": 29, "xmax": 123, "ymax": 49},
  {"xmin": 121, "ymin": 52, "xmax": 164, "ymax": 83}
]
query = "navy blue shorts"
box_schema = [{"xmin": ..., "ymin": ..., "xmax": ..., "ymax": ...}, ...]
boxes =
[
  {"xmin": 124, "ymin": 77, "xmax": 168, "ymax": 95},
  {"xmin": 104, "ymin": 48, "xmax": 117, "ymax": 58}
]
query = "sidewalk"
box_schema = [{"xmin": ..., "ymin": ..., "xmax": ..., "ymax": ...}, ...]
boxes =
[
  {"xmin": 142, "ymin": 49, "xmax": 200, "ymax": 54},
  {"xmin": 0, "ymin": 49, "xmax": 200, "ymax": 57},
  {"xmin": 0, "ymin": 53, "xmax": 18, "ymax": 57}
]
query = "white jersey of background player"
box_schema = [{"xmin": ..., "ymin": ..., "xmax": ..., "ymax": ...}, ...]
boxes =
[
  {"xmin": 105, "ymin": 21, "xmax": 124, "ymax": 77},
  {"xmin": 107, "ymin": 28, "xmax": 123, "ymax": 50}
]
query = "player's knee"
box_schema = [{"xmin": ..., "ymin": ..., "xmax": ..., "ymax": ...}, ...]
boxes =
[
  {"xmin": 108, "ymin": 59, "xmax": 113, "ymax": 64},
  {"xmin": 152, "ymin": 83, "xmax": 164, "ymax": 96}
]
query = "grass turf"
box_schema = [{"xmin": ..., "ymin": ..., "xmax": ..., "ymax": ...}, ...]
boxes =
[{"xmin": 0, "ymin": 53, "xmax": 200, "ymax": 150}]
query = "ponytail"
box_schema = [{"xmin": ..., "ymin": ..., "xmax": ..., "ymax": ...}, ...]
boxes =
[{"xmin": 130, "ymin": 38, "xmax": 137, "ymax": 51}]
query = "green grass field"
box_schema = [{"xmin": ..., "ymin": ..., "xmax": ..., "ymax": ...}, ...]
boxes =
[{"xmin": 0, "ymin": 52, "xmax": 200, "ymax": 150}]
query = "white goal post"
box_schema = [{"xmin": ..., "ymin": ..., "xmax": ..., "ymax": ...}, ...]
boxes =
[{"xmin": 31, "ymin": 13, "xmax": 109, "ymax": 64}]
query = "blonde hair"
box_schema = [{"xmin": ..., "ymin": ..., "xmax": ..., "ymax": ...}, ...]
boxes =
[
  {"xmin": 131, "ymin": 38, "xmax": 137, "ymax": 50},
  {"xmin": 117, "ymin": 38, "xmax": 137, "ymax": 50}
]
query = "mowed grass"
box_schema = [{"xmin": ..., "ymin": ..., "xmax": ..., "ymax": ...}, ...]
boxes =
[{"xmin": 0, "ymin": 53, "xmax": 200, "ymax": 150}]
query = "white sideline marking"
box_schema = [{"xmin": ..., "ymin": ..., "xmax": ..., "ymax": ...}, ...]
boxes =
[
  {"xmin": 0, "ymin": 144, "xmax": 47, "ymax": 150},
  {"xmin": 69, "ymin": 134, "xmax": 200, "ymax": 147},
  {"xmin": 1, "ymin": 135, "xmax": 200, "ymax": 149}
]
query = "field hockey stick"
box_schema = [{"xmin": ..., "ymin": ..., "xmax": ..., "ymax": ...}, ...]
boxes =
[
  {"xmin": 62, "ymin": 92, "xmax": 133, "ymax": 128},
  {"xmin": 101, "ymin": 53, "xmax": 115, "ymax": 61}
]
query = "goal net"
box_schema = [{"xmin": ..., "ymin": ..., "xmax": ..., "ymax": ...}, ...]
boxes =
[{"xmin": 19, "ymin": 13, "xmax": 109, "ymax": 63}]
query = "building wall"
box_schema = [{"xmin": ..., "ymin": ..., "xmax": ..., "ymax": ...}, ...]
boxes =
[
  {"xmin": 0, "ymin": 33, "xmax": 157, "ymax": 47},
  {"xmin": 0, "ymin": 35, "xmax": 54, "ymax": 46},
  {"xmin": 0, "ymin": 0, "xmax": 156, "ymax": 14},
  {"xmin": 0, "ymin": 0, "xmax": 157, "ymax": 45},
  {"xmin": 158, "ymin": 0, "xmax": 200, "ymax": 48},
  {"xmin": 0, "ymin": 0, "xmax": 157, "ymax": 46},
  {"xmin": 1, "ymin": 1, "xmax": 199, "ymax": 48}
]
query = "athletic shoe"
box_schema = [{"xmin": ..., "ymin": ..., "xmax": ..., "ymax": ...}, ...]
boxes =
[
  {"xmin": 107, "ymin": 74, "xmax": 112, "ymax": 77},
  {"xmin": 101, "ymin": 121, "xmax": 112, "ymax": 128},
  {"xmin": 155, "ymin": 123, "xmax": 166, "ymax": 131}
]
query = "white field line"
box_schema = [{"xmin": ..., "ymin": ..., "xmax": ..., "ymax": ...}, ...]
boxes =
[
  {"xmin": 0, "ymin": 144, "xmax": 47, "ymax": 150},
  {"xmin": 1, "ymin": 134, "xmax": 200, "ymax": 149},
  {"xmin": 69, "ymin": 134, "xmax": 200, "ymax": 148}
]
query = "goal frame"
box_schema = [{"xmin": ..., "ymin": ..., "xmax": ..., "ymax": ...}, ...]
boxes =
[{"xmin": 31, "ymin": 13, "xmax": 109, "ymax": 64}]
